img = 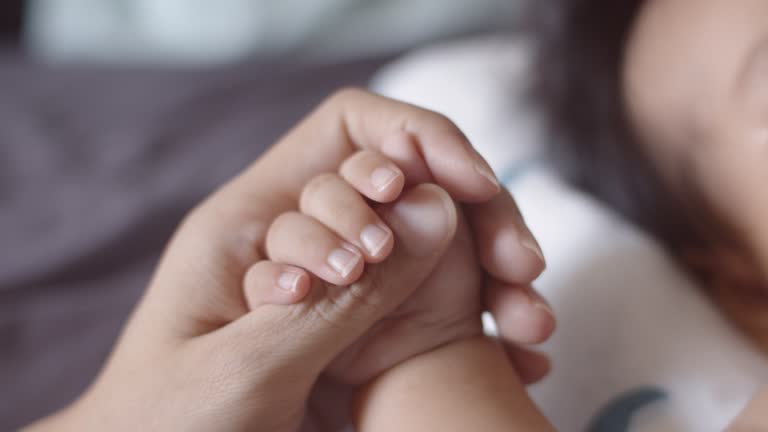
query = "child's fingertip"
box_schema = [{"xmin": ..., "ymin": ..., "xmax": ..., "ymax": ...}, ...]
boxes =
[
  {"xmin": 360, "ymin": 223, "xmax": 395, "ymax": 262},
  {"xmin": 340, "ymin": 149, "xmax": 406, "ymax": 203},
  {"xmin": 371, "ymin": 166, "xmax": 403, "ymax": 194},
  {"xmin": 244, "ymin": 262, "xmax": 312, "ymax": 309},
  {"xmin": 277, "ymin": 268, "xmax": 311, "ymax": 302}
]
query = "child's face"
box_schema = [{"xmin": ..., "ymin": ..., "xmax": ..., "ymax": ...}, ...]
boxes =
[{"xmin": 624, "ymin": 0, "xmax": 768, "ymax": 272}]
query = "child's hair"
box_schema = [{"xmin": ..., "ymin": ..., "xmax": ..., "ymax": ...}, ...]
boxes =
[{"xmin": 525, "ymin": 0, "xmax": 768, "ymax": 342}]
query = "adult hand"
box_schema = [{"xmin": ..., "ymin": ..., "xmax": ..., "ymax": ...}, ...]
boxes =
[{"xmin": 26, "ymin": 89, "xmax": 553, "ymax": 432}]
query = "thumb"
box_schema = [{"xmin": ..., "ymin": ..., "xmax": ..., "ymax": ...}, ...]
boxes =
[{"xmin": 225, "ymin": 184, "xmax": 457, "ymax": 378}]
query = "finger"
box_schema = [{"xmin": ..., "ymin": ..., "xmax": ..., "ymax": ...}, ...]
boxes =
[
  {"xmin": 486, "ymin": 279, "xmax": 555, "ymax": 345},
  {"xmin": 149, "ymin": 89, "xmax": 501, "ymax": 337},
  {"xmin": 336, "ymin": 89, "xmax": 500, "ymax": 200},
  {"xmin": 466, "ymin": 188, "xmax": 545, "ymax": 284},
  {"xmin": 500, "ymin": 343, "xmax": 551, "ymax": 385},
  {"xmin": 228, "ymin": 184, "xmax": 458, "ymax": 377},
  {"xmin": 243, "ymin": 261, "xmax": 311, "ymax": 309},
  {"xmin": 231, "ymin": 88, "xmax": 500, "ymax": 213},
  {"xmin": 299, "ymin": 173, "xmax": 394, "ymax": 262},
  {"xmin": 266, "ymin": 212, "xmax": 365, "ymax": 286},
  {"xmin": 377, "ymin": 131, "xmax": 433, "ymax": 188},
  {"xmin": 156, "ymin": 89, "xmax": 500, "ymax": 334},
  {"xmin": 339, "ymin": 149, "xmax": 405, "ymax": 203}
]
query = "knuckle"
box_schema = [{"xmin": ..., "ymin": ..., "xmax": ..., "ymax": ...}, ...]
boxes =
[
  {"xmin": 179, "ymin": 194, "xmax": 223, "ymax": 233},
  {"xmin": 244, "ymin": 260, "xmax": 270, "ymax": 283},
  {"xmin": 178, "ymin": 202, "xmax": 207, "ymax": 233},
  {"xmin": 303, "ymin": 172, "xmax": 339, "ymax": 196},
  {"xmin": 430, "ymin": 110, "xmax": 455, "ymax": 127},
  {"xmin": 339, "ymin": 149, "xmax": 367, "ymax": 173},
  {"xmin": 300, "ymin": 173, "xmax": 340, "ymax": 208},
  {"xmin": 327, "ymin": 86, "xmax": 368, "ymax": 106},
  {"xmin": 309, "ymin": 293, "xmax": 349, "ymax": 332},
  {"xmin": 426, "ymin": 110, "xmax": 462, "ymax": 134},
  {"xmin": 267, "ymin": 211, "xmax": 302, "ymax": 239},
  {"xmin": 178, "ymin": 201, "xmax": 269, "ymax": 265},
  {"xmin": 316, "ymin": 277, "xmax": 385, "ymax": 324},
  {"xmin": 347, "ymin": 277, "xmax": 386, "ymax": 312},
  {"xmin": 346, "ymin": 269, "xmax": 391, "ymax": 312}
]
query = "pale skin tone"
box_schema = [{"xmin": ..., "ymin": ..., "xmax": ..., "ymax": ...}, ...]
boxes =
[
  {"xmin": 355, "ymin": 0, "xmax": 768, "ymax": 427},
  {"xmin": 24, "ymin": 89, "xmax": 555, "ymax": 432},
  {"xmin": 352, "ymin": 0, "xmax": 768, "ymax": 427},
  {"xmin": 244, "ymin": 144, "xmax": 555, "ymax": 431},
  {"xmin": 357, "ymin": 0, "xmax": 768, "ymax": 426},
  {"xmin": 243, "ymin": 140, "xmax": 556, "ymax": 430},
  {"xmin": 24, "ymin": 0, "xmax": 768, "ymax": 427},
  {"xmin": 624, "ymin": 0, "xmax": 768, "ymax": 426},
  {"xmin": 625, "ymin": 0, "xmax": 768, "ymax": 272},
  {"xmin": 354, "ymin": 337, "xmax": 554, "ymax": 431}
]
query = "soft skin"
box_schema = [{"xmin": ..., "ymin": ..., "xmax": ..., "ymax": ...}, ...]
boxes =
[
  {"xmin": 624, "ymin": 0, "xmax": 768, "ymax": 425},
  {"xmin": 625, "ymin": 0, "xmax": 768, "ymax": 282},
  {"xmin": 24, "ymin": 89, "xmax": 554, "ymax": 432}
]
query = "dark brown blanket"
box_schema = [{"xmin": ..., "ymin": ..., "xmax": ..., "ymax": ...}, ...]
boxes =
[{"xmin": 0, "ymin": 52, "xmax": 389, "ymax": 429}]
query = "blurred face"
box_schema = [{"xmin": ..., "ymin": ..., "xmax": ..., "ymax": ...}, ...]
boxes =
[{"xmin": 624, "ymin": 0, "xmax": 768, "ymax": 274}]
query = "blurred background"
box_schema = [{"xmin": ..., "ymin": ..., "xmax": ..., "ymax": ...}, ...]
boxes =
[{"xmin": 11, "ymin": 0, "xmax": 520, "ymax": 63}]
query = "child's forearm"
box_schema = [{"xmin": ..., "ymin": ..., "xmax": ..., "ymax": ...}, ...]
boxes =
[{"xmin": 354, "ymin": 336, "xmax": 555, "ymax": 432}]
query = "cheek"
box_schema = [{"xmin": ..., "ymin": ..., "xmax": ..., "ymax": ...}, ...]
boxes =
[
  {"xmin": 691, "ymin": 118, "xmax": 768, "ymax": 267},
  {"xmin": 697, "ymin": 37, "xmax": 768, "ymax": 268}
]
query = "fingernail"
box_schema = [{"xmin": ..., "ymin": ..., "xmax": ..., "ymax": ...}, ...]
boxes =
[
  {"xmin": 371, "ymin": 167, "xmax": 400, "ymax": 192},
  {"xmin": 327, "ymin": 247, "xmax": 361, "ymax": 278},
  {"xmin": 474, "ymin": 161, "xmax": 500, "ymax": 191},
  {"xmin": 389, "ymin": 185, "xmax": 456, "ymax": 257},
  {"xmin": 277, "ymin": 271, "xmax": 302, "ymax": 292},
  {"xmin": 521, "ymin": 235, "xmax": 545, "ymax": 266},
  {"xmin": 360, "ymin": 224, "xmax": 391, "ymax": 257}
]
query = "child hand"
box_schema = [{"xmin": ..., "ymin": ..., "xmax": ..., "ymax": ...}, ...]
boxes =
[
  {"xmin": 245, "ymin": 150, "xmax": 483, "ymax": 385},
  {"xmin": 255, "ymin": 149, "xmax": 552, "ymax": 431}
]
